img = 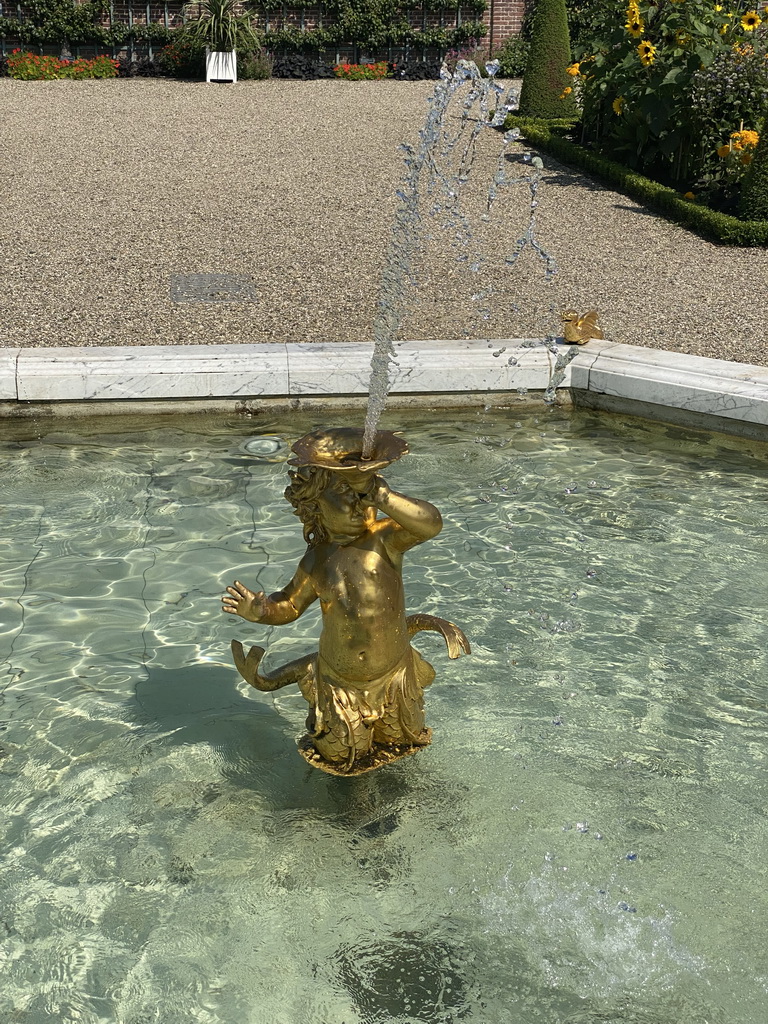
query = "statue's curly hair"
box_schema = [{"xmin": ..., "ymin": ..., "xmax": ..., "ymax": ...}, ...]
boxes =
[{"xmin": 284, "ymin": 466, "xmax": 369, "ymax": 546}]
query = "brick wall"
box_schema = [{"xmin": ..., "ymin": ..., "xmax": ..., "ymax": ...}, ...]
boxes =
[
  {"xmin": 483, "ymin": 0, "xmax": 527, "ymax": 51},
  {"xmin": 1, "ymin": 0, "xmax": 528, "ymax": 57}
]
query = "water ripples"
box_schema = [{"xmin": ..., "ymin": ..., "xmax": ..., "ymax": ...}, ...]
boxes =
[{"xmin": 2, "ymin": 407, "xmax": 768, "ymax": 1023}]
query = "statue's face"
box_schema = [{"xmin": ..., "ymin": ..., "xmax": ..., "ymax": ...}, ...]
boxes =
[{"xmin": 315, "ymin": 480, "xmax": 369, "ymax": 540}]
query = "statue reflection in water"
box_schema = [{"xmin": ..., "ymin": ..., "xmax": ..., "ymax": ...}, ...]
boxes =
[{"xmin": 223, "ymin": 428, "xmax": 469, "ymax": 776}]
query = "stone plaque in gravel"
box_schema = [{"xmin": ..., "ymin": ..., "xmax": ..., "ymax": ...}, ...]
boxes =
[{"xmin": 170, "ymin": 274, "xmax": 258, "ymax": 303}]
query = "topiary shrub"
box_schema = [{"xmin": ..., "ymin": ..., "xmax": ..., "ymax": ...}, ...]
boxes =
[
  {"xmin": 518, "ymin": 0, "xmax": 576, "ymax": 118},
  {"xmin": 739, "ymin": 122, "xmax": 768, "ymax": 221}
]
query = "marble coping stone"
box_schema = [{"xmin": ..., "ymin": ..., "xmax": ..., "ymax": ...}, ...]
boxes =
[
  {"xmin": 575, "ymin": 343, "xmax": 768, "ymax": 427},
  {"xmin": 0, "ymin": 350, "xmax": 20, "ymax": 400},
  {"xmin": 14, "ymin": 340, "xmax": 562, "ymax": 402},
  {"xmin": 6, "ymin": 341, "xmax": 768, "ymax": 432}
]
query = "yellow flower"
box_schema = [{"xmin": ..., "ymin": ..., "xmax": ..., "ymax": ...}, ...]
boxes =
[
  {"xmin": 714, "ymin": 4, "xmax": 722, "ymax": 9},
  {"xmin": 626, "ymin": 17, "xmax": 645, "ymax": 36},
  {"xmin": 741, "ymin": 153, "xmax": 754, "ymax": 164},
  {"xmin": 559, "ymin": 86, "xmax": 573, "ymax": 99},
  {"xmin": 683, "ymin": 191, "xmax": 695, "ymax": 200},
  {"xmin": 566, "ymin": 62, "xmax": 581, "ymax": 75},
  {"xmin": 741, "ymin": 11, "xmax": 761, "ymax": 29},
  {"xmin": 612, "ymin": 96, "xmax": 625, "ymax": 114},
  {"xmin": 637, "ymin": 40, "xmax": 657, "ymax": 65},
  {"xmin": 717, "ymin": 144, "xmax": 731, "ymax": 157},
  {"xmin": 732, "ymin": 129, "xmax": 759, "ymax": 148},
  {"xmin": 719, "ymin": 23, "xmax": 729, "ymax": 33},
  {"xmin": 675, "ymin": 29, "xmax": 691, "ymax": 44}
]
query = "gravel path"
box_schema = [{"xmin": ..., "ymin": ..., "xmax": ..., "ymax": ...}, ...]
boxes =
[{"xmin": 1, "ymin": 77, "xmax": 766, "ymax": 365}]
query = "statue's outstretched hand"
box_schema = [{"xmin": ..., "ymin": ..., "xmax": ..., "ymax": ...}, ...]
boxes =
[{"xmin": 222, "ymin": 580, "xmax": 269, "ymax": 622}]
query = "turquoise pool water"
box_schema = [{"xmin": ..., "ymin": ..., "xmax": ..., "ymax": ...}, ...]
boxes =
[{"xmin": 1, "ymin": 405, "xmax": 767, "ymax": 1024}]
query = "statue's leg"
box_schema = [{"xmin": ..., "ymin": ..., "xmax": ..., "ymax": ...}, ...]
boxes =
[
  {"xmin": 372, "ymin": 648, "xmax": 435, "ymax": 748},
  {"xmin": 305, "ymin": 672, "xmax": 375, "ymax": 769}
]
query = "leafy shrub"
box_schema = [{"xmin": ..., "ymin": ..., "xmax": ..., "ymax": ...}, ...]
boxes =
[
  {"xmin": 116, "ymin": 56, "xmax": 166, "ymax": 77},
  {"xmin": 238, "ymin": 48, "xmax": 273, "ymax": 79},
  {"xmin": 492, "ymin": 35, "xmax": 530, "ymax": 77},
  {"xmin": 443, "ymin": 38, "xmax": 491, "ymax": 76},
  {"xmin": 271, "ymin": 54, "xmax": 335, "ymax": 78},
  {"xmin": 519, "ymin": 0, "xmax": 577, "ymax": 117},
  {"xmin": 156, "ymin": 34, "xmax": 206, "ymax": 78},
  {"xmin": 390, "ymin": 59, "xmax": 442, "ymax": 80},
  {"xmin": 333, "ymin": 60, "xmax": 389, "ymax": 79},
  {"xmin": 7, "ymin": 49, "xmax": 119, "ymax": 79}
]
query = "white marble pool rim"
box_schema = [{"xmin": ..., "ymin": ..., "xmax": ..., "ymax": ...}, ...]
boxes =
[{"xmin": 2, "ymin": 340, "xmax": 768, "ymax": 436}]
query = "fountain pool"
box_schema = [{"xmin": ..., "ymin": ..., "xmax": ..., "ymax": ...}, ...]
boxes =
[{"xmin": 2, "ymin": 404, "xmax": 767, "ymax": 1024}]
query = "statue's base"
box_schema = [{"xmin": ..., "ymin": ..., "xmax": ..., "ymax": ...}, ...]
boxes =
[{"xmin": 297, "ymin": 731, "xmax": 432, "ymax": 776}]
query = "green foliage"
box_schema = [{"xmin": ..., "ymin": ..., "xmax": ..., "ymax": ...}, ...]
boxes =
[
  {"xmin": 739, "ymin": 120, "xmax": 768, "ymax": 219},
  {"xmin": 156, "ymin": 33, "xmax": 206, "ymax": 76},
  {"xmin": 505, "ymin": 115, "xmax": 768, "ymax": 245},
  {"xmin": 573, "ymin": 0, "xmax": 768, "ymax": 198},
  {"xmin": 0, "ymin": 0, "xmax": 487, "ymax": 61},
  {"xmin": 238, "ymin": 47, "xmax": 273, "ymax": 78},
  {"xmin": 262, "ymin": 19, "xmax": 486, "ymax": 55},
  {"xmin": 181, "ymin": 0, "xmax": 261, "ymax": 51},
  {"xmin": 492, "ymin": 35, "xmax": 529, "ymax": 77},
  {"xmin": 519, "ymin": 0, "xmax": 577, "ymax": 117},
  {"xmin": 0, "ymin": 0, "xmax": 107, "ymax": 45}
]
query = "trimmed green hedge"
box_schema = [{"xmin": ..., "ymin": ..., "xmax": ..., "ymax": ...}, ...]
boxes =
[{"xmin": 506, "ymin": 116, "xmax": 768, "ymax": 248}]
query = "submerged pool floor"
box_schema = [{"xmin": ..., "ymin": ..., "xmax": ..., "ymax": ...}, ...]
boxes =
[{"xmin": 1, "ymin": 406, "xmax": 767, "ymax": 1024}]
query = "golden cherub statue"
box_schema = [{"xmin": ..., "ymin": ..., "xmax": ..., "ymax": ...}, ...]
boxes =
[
  {"xmin": 561, "ymin": 309, "xmax": 604, "ymax": 344},
  {"xmin": 222, "ymin": 428, "xmax": 470, "ymax": 776}
]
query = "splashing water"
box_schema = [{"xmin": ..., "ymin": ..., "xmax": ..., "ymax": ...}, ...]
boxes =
[{"xmin": 361, "ymin": 61, "xmax": 559, "ymax": 458}]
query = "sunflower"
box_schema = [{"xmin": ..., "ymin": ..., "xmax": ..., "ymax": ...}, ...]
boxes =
[
  {"xmin": 626, "ymin": 17, "xmax": 645, "ymax": 36},
  {"xmin": 675, "ymin": 29, "xmax": 691, "ymax": 44},
  {"xmin": 717, "ymin": 143, "xmax": 731, "ymax": 157},
  {"xmin": 741, "ymin": 153, "xmax": 754, "ymax": 164},
  {"xmin": 612, "ymin": 96, "xmax": 625, "ymax": 114},
  {"xmin": 732, "ymin": 129, "xmax": 759, "ymax": 147},
  {"xmin": 566, "ymin": 62, "xmax": 582, "ymax": 76},
  {"xmin": 637, "ymin": 40, "xmax": 657, "ymax": 65},
  {"xmin": 741, "ymin": 10, "xmax": 761, "ymax": 29}
]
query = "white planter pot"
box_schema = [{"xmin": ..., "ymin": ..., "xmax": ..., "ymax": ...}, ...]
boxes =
[{"xmin": 206, "ymin": 49, "xmax": 237, "ymax": 83}]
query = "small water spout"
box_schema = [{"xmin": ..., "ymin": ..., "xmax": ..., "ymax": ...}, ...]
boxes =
[{"xmin": 361, "ymin": 63, "xmax": 559, "ymax": 457}]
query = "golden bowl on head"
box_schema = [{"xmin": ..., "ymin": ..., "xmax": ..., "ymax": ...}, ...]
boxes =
[{"xmin": 288, "ymin": 427, "xmax": 408, "ymax": 476}]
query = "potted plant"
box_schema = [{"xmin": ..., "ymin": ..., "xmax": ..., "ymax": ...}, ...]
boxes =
[{"xmin": 181, "ymin": 0, "xmax": 261, "ymax": 83}]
